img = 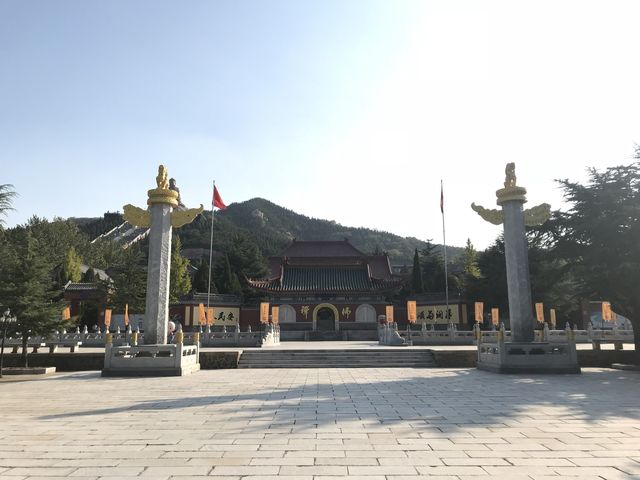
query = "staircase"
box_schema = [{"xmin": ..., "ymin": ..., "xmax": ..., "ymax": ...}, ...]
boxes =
[{"xmin": 237, "ymin": 349, "xmax": 437, "ymax": 368}]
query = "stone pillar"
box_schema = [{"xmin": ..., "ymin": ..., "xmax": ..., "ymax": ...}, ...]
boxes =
[
  {"xmin": 502, "ymin": 199, "xmax": 535, "ymax": 342},
  {"xmin": 143, "ymin": 203, "xmax": 173, "ymax": 345}
]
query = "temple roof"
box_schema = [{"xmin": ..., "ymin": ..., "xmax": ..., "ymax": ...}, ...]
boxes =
[
  {"xmin": 64, "ymin": 282, "xmax": 102, "ymax": 292},
  {"xmin": 281, "ymin": 240, "xmax": 366, "ymax": 258},
  {"xmin": 249, "ymin": 265, "xmax": 401, "ymax": 293},
  {"xmin": 248, "ymin": 240, "xmax": 403, "ymax": 294}
]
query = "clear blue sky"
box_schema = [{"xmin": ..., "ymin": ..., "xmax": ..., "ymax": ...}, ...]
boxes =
[{"xmin": 2, "ymin": 0, "xmax": 639, "ymax": 249}]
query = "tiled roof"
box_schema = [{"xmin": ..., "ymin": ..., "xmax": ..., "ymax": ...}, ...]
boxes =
[
  {"xmin": 64, "ymin": 282, "xmax": 102, "ymax": 292},
  {"xmin": 249, "ymin": 265, "xmax": 401, "ymax": 293},
  {"xmin": 178, "ymin": 292, "xmax": 242, "ymax": 305},
  {"xmin": 281, "ymin": 240, "xmax": 366, "ymax": 258}
]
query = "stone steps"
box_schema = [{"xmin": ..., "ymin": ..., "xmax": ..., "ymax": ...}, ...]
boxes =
[{"xmin": 237, "ymin": 349, "xmax": 437, "ymax": 368}]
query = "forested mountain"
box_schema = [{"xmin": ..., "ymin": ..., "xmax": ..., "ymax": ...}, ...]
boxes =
[
  {"xmin": 77, "ymin": 198, "xmax": 460, "ymax": 265},
  {"xmin": 178, "ymin": 198, "xmax": 461, "ymax": 265}
]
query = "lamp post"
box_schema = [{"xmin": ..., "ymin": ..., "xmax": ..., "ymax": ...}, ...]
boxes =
[{"xmin": 0, "ymin": 309, "xmax": 18, "ymax": 378}]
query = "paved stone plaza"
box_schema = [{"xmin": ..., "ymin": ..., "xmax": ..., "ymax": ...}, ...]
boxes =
[{"xmin": 1, "ymin": 368, "xmax": 640, "ymax": 480}]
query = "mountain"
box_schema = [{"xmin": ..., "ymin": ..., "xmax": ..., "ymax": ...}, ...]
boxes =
[{"xmin": 177, "ymin": 198, "xmax": 461, "ymax": 266}]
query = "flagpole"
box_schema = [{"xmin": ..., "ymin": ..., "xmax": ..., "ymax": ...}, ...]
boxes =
[
  {"xmin": 441, "ymin": 179, "xmax": 449, "ymax": 320},
  {"xmin": 207, "ymin": 180, "xmax": 215, "ymax": 313}
]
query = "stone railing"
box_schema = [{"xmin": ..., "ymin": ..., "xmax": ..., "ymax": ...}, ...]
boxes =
[
  {"xmin": 2, "ymin": 324, "xmax": 281, "ymax": 352},
  {"xmin": 183, "ymin": 324, "xmax": 280, "ymax": 347},
  {"xmin": 397, "ymin": 322, "xmax": 634, "ymax": 347}
]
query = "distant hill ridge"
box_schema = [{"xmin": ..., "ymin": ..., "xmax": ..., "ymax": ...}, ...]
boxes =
[{"xmin": 78, "ymin": 197, "xmax": 461, "ymax": 265}]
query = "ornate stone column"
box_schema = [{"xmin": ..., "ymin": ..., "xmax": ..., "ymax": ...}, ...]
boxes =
[
  {"xmin": 471, "ymin": 163, "xmax": 550, "ymax": 343},
  {"xmin": 123, "ymin": 166, "xmax": 203, "ymax": 345},
  {"xmin": 496, "ymin": 184, "xmax": 534, "ymax": 342},
  {"xmin": 144, "ymin": 185, "xmax": 178, "ymax": 344}
]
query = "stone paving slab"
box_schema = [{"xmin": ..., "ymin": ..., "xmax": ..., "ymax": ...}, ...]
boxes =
[{"xmin": 1, "ymin": 368, "xmax": 640, "ymax": 479}]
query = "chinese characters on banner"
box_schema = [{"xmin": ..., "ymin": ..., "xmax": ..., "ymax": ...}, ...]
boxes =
[
  {"xmin": 535, "ymin": 302, "xmax": 544, "ymax": 322},
  {"xmin": 416, "ymin": 305, "xmax": 459, "ymax": 324},
  {"xmin": 198, "ymin": 303, "xmax": 206, "ymax": 325},
  {"xmin": 407, "ymin": 301, "xmax": 417, "ymax": 323},
  {"xmin": 549, "ymin": 308, "xmax": 557, "ymax": 328},
  {"xmin": 474, "ymin": 302, "xmax": 484, "ymax": 322},
  {"xmin": 271, "ymin": 306, "xmax": 279, "ymax": 324},
  {"xmin": 491, "ymin": 308, "xmax": 499, "ymax": 326},
  {"xmin": 207, "ymin": 308, "xmax": 214, "ymax": 326},
  {"xmin": 104, "ymin": 308, "xmax": 112, "ymax": 327},
  {"xmin": 260, "ymin": 302, "xmax": 270, "ymax": 323},
  {"xmin": 385, "ymin": 305, "xmax": 394, "ymax": 323},
  {"xmin": 602, "ymin": 301, "xmax": 612, "ymax": 322}
]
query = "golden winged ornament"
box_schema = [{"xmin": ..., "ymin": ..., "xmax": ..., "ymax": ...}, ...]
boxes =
[
  {"xmin": 171, "ymin": 204, "xmax": 204, "ymax": 228},
  {"xmin": 123, "ymin": 204, "xmax": 151, "ymax": 228},
  {"xmin": 471, "ymin": 203, "xmax": 504, "ymax": 225},
  {"xmin": 523, "ymin": 203, "xmax": 551, "ymax": 226}
]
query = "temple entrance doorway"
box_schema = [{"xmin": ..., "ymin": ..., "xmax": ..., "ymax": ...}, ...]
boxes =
[{"xmin": 316, "ymin": 307, "xmax": 336, "ymax": 332}]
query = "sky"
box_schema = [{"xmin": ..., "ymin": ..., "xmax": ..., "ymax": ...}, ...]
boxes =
[{"xmin": 1, "ymin": 0, "xmax": 639, "ymax": 249}]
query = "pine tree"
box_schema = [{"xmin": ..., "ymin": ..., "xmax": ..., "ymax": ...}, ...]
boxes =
[
  {"xmin": 109, "ymin": 245, "xmax": 146, "ymax": 313},
  {"xmin": 458, "ymin": 238, "xmax": 481, "ymax": 296},
  {"xmin": 81, "ymin": 268, "xmax": 99, "ymax": 283},
  {"xmin": 420, "ymin": 242, "xmax": 447, "ymax": 292},
  {"xmin": 0, "ymin": 184, "xmax": 17, "ymax": 227},
  {"xmin": 192, "ymin": 258, "xmax": 214, "ymax": 293},
  {"xmin": 61, "ymin": 246, "xmax": 83, "ymax": 284},
  {"xmin": 169, "ymin": 236, "xmax": 191, "ymax": 303},
  {"xmin": 411, "ymin": 249, "xmax": 424, "ymax": 294},
  {"xmin": 215, "ymin": 254, "xmax": 242, "ymax": 295},
  {"xmin": 0, "ymin": 229, "xmax": 66, "ymax": 367}
]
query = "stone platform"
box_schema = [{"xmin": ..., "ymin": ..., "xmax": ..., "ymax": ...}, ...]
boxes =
[
  {"xmin": 102, "ymin": 343, "xmax": 200, "ymax": 376},
  {"xmin": 478, "ymin": 341, "xmax": 580, "ymax": 374},
  {"xmin": 1, "ymin": 367, "xmax": 640, "ymax": 478}
]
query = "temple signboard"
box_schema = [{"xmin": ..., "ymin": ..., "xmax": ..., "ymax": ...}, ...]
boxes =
[{"xmin": 416, "ymin": 305, "xmax": 460, "ymax": 324}]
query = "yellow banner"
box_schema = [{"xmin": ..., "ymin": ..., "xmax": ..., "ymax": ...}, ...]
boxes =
[
  {"xmin": 62, "ymin": 306, "xmax": 71, "ymax": 321},
  {"xmin": 407, "ymin": 301, "xmax": 417, "ymax": 322},
  {"xmin": 385, "ymin": 305, "xmax": 394, "ymax": 323},
  {"xmin": 104, "ymin": 308, "xmax": 112, "ymax": 327},
  {"xmin": 417, "ymin": 305, "xmax": 459, "ymax": 324},
  {"xmin": 474, "ymin": 302, "xmax": 484, "ymax": 322},
  {"xmin": 198, "ymin": 303, "xmax": 206, "ymax": 325},
  {"xmin": 260, "ymin": 302, "xmax": 270, "ymax": 323},
  {"xmin": 602, "ymin": 301, "xmax": 612, "ymax": 321},
  {"xmin": 491, "ymin": 308, "xmax": 499, "ymax": 326},
  {"xmin": 549, "ymin": 308, "xmax": 557, "ymax": 328},
  {"xmin": 124, "ymin": 304, "xmax": 129, "ymax": 326},
  {"xmin": 271, "ymin": 306, "xmax": 279, "ymax": 324},
  {"xmin": 535, "ymin": 302, "xmax": 544, "ymax": 322},
  {"xmin": 207, "ymin": 307, "xmax": 214, "ymax": 325}
]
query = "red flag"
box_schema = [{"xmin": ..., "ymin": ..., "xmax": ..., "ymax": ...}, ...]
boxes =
[
  {"xmin": 212, "ymin": 185, "xmax": 227, "ymax": 210},
  {"xmin": 440, "ymin": 181, "xmax": 444, "ymax": 214}
]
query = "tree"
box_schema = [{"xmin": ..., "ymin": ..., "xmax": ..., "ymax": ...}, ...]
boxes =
[
  {"xmin": 466, "ymin": 238, "xmax": 509, "ymax": 323},
  {"xmin": 109, "ymin": 245, "xmax": 146, "ymax": 313},
  {"xmin": 420, "ymin": 242, "xmax": 447, "ymax": 292},
  {"xmin": 81, "ymin": 268, "xmax": 100, "ymax": 283},
  {"xmin": 60, "ymin": 246, "xmax": 83, "ymax": 284},
  {"xmin": 457, "ymin": 239, "xmax": 481, "ymax": 297},
  {"xmin": 215, "ymin": 254, "xmax": 242, "ymax": 295},
  {"xmin": 411, "ymin": 249, "xmax": 424, "ymax": 294},
  {"xmin": 0, "ymin": 229, "xmax": 66, "ymax": 367},
  {"xmin": 552, "ymin": 159, "xmax": 640, "ymax": 348},
  {"xmin": 192, "ymin": 258, "xmax": 215, "ymax": 293},
  {"xmin": 0, "ymin": 184, "xmax": 17, "ymax": 227},
  {"xmin": 169, "ymin": 236, "xmax": 191, "ymax": 303},
  {"xmin": 226, "ymin": 234, "xmax": 269, "ymax": 295}
]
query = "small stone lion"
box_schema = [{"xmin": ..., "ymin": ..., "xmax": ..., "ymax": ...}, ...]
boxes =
[
  {"xmin": 504, "ymin": 162, "xmax": 516, "ymax": 188},
  {"xmin": 156, "ymin": 165, "xmax": 169, "ymax": 190}
]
